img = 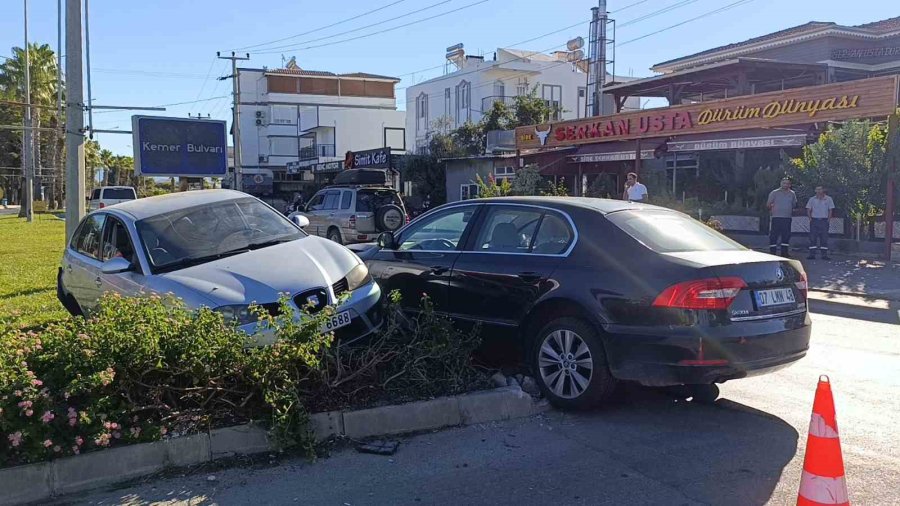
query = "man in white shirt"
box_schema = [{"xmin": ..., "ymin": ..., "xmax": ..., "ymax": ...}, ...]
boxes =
[
  {"xmin": 806, "ymin": 185, "xmax": 835, "ymax": 260},
  {"xmin": 623, "ymin": 172, "xmax": 648, "ymax": 203}
]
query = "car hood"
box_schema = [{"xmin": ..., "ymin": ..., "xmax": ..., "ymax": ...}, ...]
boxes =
[{"xmin": 160, "ymin": 236, "xmax": 360, "ymax": 306}]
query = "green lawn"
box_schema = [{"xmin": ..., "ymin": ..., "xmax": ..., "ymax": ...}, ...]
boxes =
[{"xmin": 0, "ymin": 214, "xmax": 69, "ymax": 329}]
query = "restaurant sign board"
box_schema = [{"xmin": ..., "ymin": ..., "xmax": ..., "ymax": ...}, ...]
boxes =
[{"xmin": 516, "ymin": 75, "xmax": 899, "ymax": 150}]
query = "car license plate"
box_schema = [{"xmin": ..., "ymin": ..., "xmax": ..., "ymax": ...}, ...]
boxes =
[
  {"xmin": 321, "ymin": 311, "xmax": 352, "ymax": 333},
  {"xmin": 755, "ymin": 288, "xmax": 796, "ymax": 308}
]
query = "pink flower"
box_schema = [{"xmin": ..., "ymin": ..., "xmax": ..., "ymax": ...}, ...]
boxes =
[
  {"xmin": 43, "ymin": 439, "xmax": 53, "ymax": 448},
  {"xmin": 160, "ymin": 427, "xmax": 167, "ymax": 435},
  {"xmin": 13, "ymin": 390, "xmax": 22, "ymax": 397},
  {"xmin": 129, "ymin": 427, "xmax": 142, "ymax": 438},
  {"xmin": 71, "ymin": 446, "xmax": 80, "ymax": 455},
  {"xmin": 32, "ymin": 379, "xmax": 43, "ymax": 387},
  {"xmin": 41, "ymin": 411, "xmax": 55, "ymax": 423},
  {"xmin": 69, "ymin": 418, "xmax": 77, "ymax": 427},
  {"xmin": 103, "ymin": 421, "xmax": 119, "ymax": 430},
  {"xmin": 67, "ymin": 407, "xmax": 77, "ymax": 418},
  {"xmin": 8, "ymin": 432, "xmax": 23, "ymax": 447},
  {"xmin": 75, "ymin": 436, "xmax": 84, "ymax": 446},
  {"xmin": 25, "ymin": 409, "xmax": 33, "ymax": 417},
  {"xmin": 17, "ymin": 400, "xmax": 32, "ymax": 409},
  {"xmin": 95, "ymin": 434, "xmax": 111, "ymax": 447},
  {"xmin": 64, "ymin": 392, "xmax": 70, "ymax": 400}
]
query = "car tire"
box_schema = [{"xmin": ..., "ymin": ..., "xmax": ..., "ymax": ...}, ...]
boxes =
[
  {"xmin": 327, "ymin": 228, "xmax": 343, "ymax": 245},
  {"xmin": 531, "ymin": 317, "xmax": 616, "ymax": 409},
  {"xmin": 689, "ymin": 384, "xmax": 720, "ymax": 404},
  {"xmin": 57, "ymin": 271, "xmax": 83, "ymax": 318},
  {"xmin": 375, "ymin": 204, "xmax": 405, "ymax": 232}
]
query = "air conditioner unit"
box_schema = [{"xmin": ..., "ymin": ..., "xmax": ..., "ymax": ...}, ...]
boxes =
[
  {"xmin": 255, "ymin": 111, "xmax": 264, "ymax": 118},
  {"xmin": 255, "ymin": 118, "xmax": 264, "ymax": 126},
  {"xmin": 258, "ymin": 155, "xmax": 268, "ymax": 163}
]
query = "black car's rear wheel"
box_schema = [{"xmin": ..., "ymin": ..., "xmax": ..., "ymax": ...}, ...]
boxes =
[{"xmin": 532, "ymin": 317, "xmax": 616, "ymax": 409}]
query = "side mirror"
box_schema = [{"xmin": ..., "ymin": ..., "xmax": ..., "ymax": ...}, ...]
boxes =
[
  {"xmin": 291, "ymin": 214, "xmax": 310, "ymax": 228},
  {"xmin": 377, "ymin": 231, "xmax": 396, "ymax": 250},
  {"xmin": 100, "ymin": 256, "xmax": 133, "ymax": 275}
]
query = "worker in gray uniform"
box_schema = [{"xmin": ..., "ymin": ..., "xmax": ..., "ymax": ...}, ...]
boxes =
[{"xmin": 767, "ymin": 178, "xmax": 798, "ymax": 257}]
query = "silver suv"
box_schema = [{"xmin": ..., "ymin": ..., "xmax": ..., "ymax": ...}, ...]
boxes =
[{"xmin": 300, "ymin": 185, "xmax": 407, "ymax": 245}]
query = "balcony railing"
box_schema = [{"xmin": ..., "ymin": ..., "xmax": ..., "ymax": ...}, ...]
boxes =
[
  {"xmin": 299, "ymin": 143, "xmax": 336, "ymax": 160},
  {"xmin": 481, "ymin": 95, "xmax": 518, "ymax": 112}
]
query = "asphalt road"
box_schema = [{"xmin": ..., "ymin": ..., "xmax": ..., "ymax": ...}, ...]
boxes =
[{"xmin": 64, "ymin": 293, "xmax": 900, "ymax": 506}]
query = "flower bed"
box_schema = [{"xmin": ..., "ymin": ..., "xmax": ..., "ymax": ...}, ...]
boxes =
[{"xmin": 1, "ymin": 292, "xmax": 486, "ymax": 467}]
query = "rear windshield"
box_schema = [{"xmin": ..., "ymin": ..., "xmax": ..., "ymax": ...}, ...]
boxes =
[
  {"xmin": 355, "ymin": 189, "xmax": 402, "ymax": 213},
  {"xmin": 606, "ymin": 210, "xmax": 745, "ymax": 253},
  {"xmin": 103, "ymin": 188, "xmax": 136, "ymax": 200}
]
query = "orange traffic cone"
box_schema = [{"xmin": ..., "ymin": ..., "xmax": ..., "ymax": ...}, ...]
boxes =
[{"xmin": 797, "ymin": 375, "xmax": 849, "ymax": 506}]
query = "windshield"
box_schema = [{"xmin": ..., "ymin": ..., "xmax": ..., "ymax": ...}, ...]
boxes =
[
  {"xmin": 356, "ymin": 189, "xmax": 403, "ymax": 213},
  {"xmin": 136, "ymin": 197, "xmax": 305, "ymax": 272},
  {"xmin": 103, "ymin": 188, "xmax": 137, "ymax": 200},
  {"xmin": 606, "ymin": 210, "xmax": 745, "ymax": 253}
]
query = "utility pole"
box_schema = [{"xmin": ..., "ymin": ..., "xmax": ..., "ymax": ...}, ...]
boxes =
[
  {"xmin": 65, "ymin": 0, "xmax": 86, "ymax": 241},
  {"xmin": 23, "ymin": 0, "xmax": 34, "ymax": 222},
  {"xmin": 218, "ymin": 52, "xmax": 249, "ymax": 192}
]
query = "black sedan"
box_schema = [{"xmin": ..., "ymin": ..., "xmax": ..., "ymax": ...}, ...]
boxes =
[{"xmin": 353, "ymin": 197, "xmax": 810, "ymax": 409}]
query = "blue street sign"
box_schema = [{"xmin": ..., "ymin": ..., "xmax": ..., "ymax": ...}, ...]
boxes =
[{"xmin": 132, "ymin": 116, "xmax": 227, "ymax": 177}]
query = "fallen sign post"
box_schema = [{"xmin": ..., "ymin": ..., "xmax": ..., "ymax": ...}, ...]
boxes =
[{"xmin": 131, "ymin": 116, "xmax": 228, "ymax": 178}]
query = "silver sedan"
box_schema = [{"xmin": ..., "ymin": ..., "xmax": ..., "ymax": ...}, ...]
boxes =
[{"xmin": 57, "ymin": 190, "xmax": 383, "ymax": 345}]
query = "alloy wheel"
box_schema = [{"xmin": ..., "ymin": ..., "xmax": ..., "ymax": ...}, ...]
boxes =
[{"xmin": 538, "ymin": 329, "xmax": 593, "ymax": 399}]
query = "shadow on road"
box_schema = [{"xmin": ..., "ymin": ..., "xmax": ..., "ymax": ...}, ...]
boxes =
[{"xmin": 548, "ymin": 383, "xmax": 800, "ymax": 505}]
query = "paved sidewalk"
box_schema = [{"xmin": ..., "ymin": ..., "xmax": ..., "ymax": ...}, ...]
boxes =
[{"xmin": 800, "ymin": 255, "xmax": 900, "ymax": 300}]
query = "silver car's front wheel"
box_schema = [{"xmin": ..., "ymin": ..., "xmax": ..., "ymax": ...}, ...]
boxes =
[{"xmin": 532, "ymin": 317, "xmax": 616, "ymax": 409}]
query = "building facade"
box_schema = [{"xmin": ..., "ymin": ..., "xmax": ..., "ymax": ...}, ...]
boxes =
[
  {"xmin": 236, "ymin": 65, "xmax": 406, "ymax": 205},
  {"xmin": 405, "ymin": 47, "xmax": 640, "ymax": 154}
]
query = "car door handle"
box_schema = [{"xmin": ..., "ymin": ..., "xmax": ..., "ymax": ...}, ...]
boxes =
[
  {"xmin": 430, "ymin": 266, "xmax": 449, "ymax": 275},
  {"xmin": 517, "ymin": 272, "xmax": 543, "ymax": 283}
]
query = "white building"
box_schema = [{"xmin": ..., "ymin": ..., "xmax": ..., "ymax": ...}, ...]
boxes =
[
  {"xmin": 236, "ymin": 64, "xmax": 406, "ymax": 201},
  {"xmin": 405, "ymin": 47, "xmax": 640, "ymax": 153}
]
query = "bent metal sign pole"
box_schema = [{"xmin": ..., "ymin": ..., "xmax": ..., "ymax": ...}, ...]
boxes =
[
  {"xmin": 132, "ymin": 116, "xmax": 228, "ymax": 178},
  {"xmin": 515, "ymin": 75, "xmax": 900, "ymax": 150}
]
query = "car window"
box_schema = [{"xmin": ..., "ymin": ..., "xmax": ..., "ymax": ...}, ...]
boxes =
[
  {"xmin": 101, "ymin": 218, "xmax": 137, "ymax": 265},
  {"xmin": 607, "ymin": 210, "xmax": 745, "ymax": 253},
  {"xmin": 322, "ymin": 191, "xmax": 341, "ymax": 211},
  {"xmin": 135, "ymin": 197, "xmax": 305, "ymax": 272},
  {"xmin": 103, "ymin": 188, "xmax": 136, "ymax": 200},
  {"xmin": 356, "ymin": 189, "xmax": 402, "ymax": 213},
  {"xmin": 340, "ymin": 191, "xmax": 353, "ymax": 210},
  {"xmin": 90, "ymin": 189, "xmax": 101, "ymax": 200},
  {"xmin": 472, "ymin": 206, "xmax": 542, "ymax": 253},
  {"xmin": 398, "ymin": 207, "xmax": 476, "ymax": 251},
  {"xmin": 307, "ymin": 193, "xmax": 325, "ymax": 211},
  {"xmin": 75, "ymin": 214, "xmax": 106, "ymax": 260},
  {"xmin": 531, "ymin": 213, "xmax": 574, "ymax": 255}
]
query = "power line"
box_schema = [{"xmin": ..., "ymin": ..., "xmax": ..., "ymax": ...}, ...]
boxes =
[
  {"xmin": 619, "ymin": 0, "xmax": 758, "ymax": 46},
  {"xmin": 253, "ymin": 0, "xmax": 454, "ymax": 54},
  {"xmin": 255, "ymin": 0, "xmax": 492, "ymax": 54},
  {"xmin": 192, "ymin": 57, "xmax": 219, "ymax": 104},
  {"xmin": 618, "ymin": 0, "xmax": 701, "ymax": 28},
  {"xmin": 92, "ymin": 94, "xmax": 230, "ymax": 114},
  {"xmin": 611, "ymin": 0, "xmax": 651, "ymax": 13},
  {"xmin": 233, "ymin": 0, "xmax": 409, "ymax": 51}
]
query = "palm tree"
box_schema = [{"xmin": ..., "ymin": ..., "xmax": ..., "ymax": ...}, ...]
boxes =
[{"xmin": 0, "ymin": 43, "xmax": 63, "ymax": 209}]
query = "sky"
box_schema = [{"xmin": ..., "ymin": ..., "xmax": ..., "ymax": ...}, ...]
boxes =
[{"xmin": 0, "ymin": 0, "xmax": 894, "ymax": 155}]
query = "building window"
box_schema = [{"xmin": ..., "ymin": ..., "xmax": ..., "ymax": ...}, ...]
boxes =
[
  {"xmin": 577, "ymin": 87, "xmax": 587, "ymax": 118},
  {"xmin": 516, "ymin": 78, "xmax": 529, "ymax": 97},
  {"xmin": 542, "ymin": 84, "xmax": 562, "ymax": 120},
  {"xmin": 456, "ymin": 80, "xmax": 471, "ymax": 124},
  {"xmin": 493, "ymin": 80, "xmax": 505, "ymax": 99},
  {"xmin": 269, "ymin": 137, "xmax": 299, "ymax": 156},
  {"xmin": 416, "ymin": 93, "xmax": 428, "ymax": 135},
  {"xmin": 494, "ymin": 166, "xmax": 516, "ymax": 182},
  {"xmin": 444, "ymin": 87, "xmax": 452, "ymax": 119},
  {"xmin": 460, "ymin": 183, "xmax": 479, "ymax": 201},
  {"xmin": 270, "ymin": 105, "xmax": 295, "ymax": 125}
]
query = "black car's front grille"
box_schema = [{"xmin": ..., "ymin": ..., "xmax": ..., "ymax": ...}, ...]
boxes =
[
  {"xmin": 293, "ymin": 288, "xmax": 329, "ymax": 314},
  {"xmin": 332, "ymin": 277, "xmax": 349, "ymax": 297}
]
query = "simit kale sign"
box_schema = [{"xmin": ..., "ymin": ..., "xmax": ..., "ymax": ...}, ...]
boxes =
[{"xmin": 132, "ymin": 116, "xmax": 228, "ymax": 177}]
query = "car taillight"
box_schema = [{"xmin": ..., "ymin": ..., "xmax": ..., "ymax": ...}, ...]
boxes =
[
  {"xmin": 796, "ymin": 271, "xmax": 808, "ymax": 300},
  {"xmin": 653, "ymin": 277, "xmax": 747, "ymax": 310},
  {"xmin": 98, "ymin": 202, "xmax": 105, "ymax": 209},
  {"xmin": 348, "ymin": 215, "xmax": 356, "ymax": 229}
]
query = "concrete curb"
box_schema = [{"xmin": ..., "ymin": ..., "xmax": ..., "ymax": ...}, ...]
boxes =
[
  {"xmin": 809, "ymin": 287, "xmax": 900, "ymax": 302},
  {"xmin": 0, "ymin": 386, "xmax": 547, "ymax": 505}
]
